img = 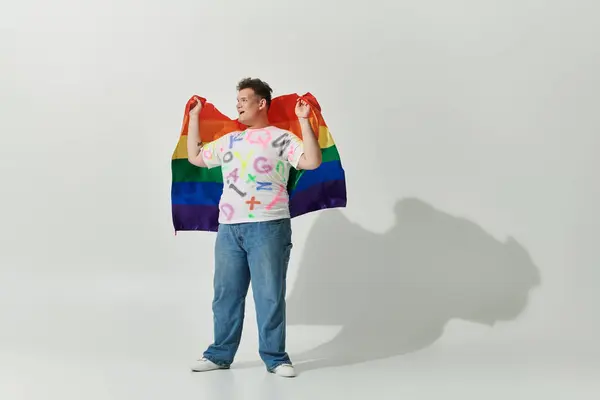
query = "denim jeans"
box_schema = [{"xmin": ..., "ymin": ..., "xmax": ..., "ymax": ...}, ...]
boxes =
[{"xmin": 202, "ymin": 218, "xmax": 293, "ymax": 371}]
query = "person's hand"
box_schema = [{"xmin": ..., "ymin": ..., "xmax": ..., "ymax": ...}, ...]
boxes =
[
  {"xmin": 295, "ymin": 98, "xmax": 311, "ymax": 119},
  {"xmin": 189, "ymin": 96, "xmax": 203, "ymax": 117}
]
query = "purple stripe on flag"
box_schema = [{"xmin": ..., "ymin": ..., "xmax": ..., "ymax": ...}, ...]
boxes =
[
  {"xmin": 172, "ymin": 180, "xmax": 347, "ymax": 232},
  {"xmin": 172, "ymin": 204, "xmax": 220, "ymax": 232},
  {"xmin": 289, "ymin": 179, "xmax": 347, "ymax": 218}
]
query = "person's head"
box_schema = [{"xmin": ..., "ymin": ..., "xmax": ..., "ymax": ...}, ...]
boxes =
[{"xmin": 236, "ymin": 77, "xmax": 273, "ymax": 127}]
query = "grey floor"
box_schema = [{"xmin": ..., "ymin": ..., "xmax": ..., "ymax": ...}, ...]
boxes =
[
  {"xmin": 3, "ymin": 203, "xmax": 599, "ymax": 399},
  {"xmin": 3, "ymin": 346, "xmax": 598, "ymax": 400}
]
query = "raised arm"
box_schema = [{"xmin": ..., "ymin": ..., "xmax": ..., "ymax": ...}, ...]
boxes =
[
  {"xmin": 295, "ymin": 98, "xmax": 322, "ymax": 170},
  {"xmin": 187, "ymin": 97, "xmax": 207, "ymax": 168}
]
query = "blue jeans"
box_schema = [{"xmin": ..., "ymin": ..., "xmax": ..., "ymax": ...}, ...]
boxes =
[{"xmin": 202, "ymin": 218, "xmax": 293, "ymax": 371}]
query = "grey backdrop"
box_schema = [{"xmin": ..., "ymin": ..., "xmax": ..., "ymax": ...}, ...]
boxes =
[{"xmin": 2, "ymin": 0, "xmax": 599, "ymax": 398}]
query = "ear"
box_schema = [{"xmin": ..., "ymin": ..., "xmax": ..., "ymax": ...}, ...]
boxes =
[{"xmin": 258, "ymin": 98, "xmax": 267, "ymax": 110}]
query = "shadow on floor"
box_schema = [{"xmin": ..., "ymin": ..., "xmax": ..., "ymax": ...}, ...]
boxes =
[{"xmin": 283, "ymin": 197, "xmax": 541, "ymax": 372}]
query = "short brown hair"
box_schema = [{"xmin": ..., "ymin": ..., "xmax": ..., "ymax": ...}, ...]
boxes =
[{"xmin": 237, "ymin": 77, "xmax": 273, "ymax": 108}]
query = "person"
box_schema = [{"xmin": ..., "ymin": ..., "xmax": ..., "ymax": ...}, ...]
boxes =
[{"xmin": 186, "ymin": 78, "xmax": 322, "ymax": 377}]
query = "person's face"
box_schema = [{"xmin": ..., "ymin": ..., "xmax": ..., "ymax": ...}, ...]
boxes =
[{"xmin": 236, "ymin": 88, "xmax": 266, "ymax": 125}]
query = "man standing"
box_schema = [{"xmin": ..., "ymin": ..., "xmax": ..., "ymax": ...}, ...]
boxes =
[{"xmin": 186, "ymin": 78, "xmax": 322, "ymax": 377}]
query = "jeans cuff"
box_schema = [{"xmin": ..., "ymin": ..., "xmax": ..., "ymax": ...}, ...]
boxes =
[{"xmin": 203, "ymin": 355, "xmax": 231, "ymax": 368}]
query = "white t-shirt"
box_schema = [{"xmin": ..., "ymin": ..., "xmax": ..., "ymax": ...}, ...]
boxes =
[{"xmin": 200, "ymin": 126, "xmax": 305, "ymax": 224}]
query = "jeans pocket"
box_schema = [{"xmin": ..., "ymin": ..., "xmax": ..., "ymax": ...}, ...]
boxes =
[{"xmin": 266, "ymin": 218, "xmax": 291, "ymax": 235}]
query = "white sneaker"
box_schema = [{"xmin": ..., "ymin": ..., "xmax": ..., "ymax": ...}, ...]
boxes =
[
  {"xmin": 272, "ymin": 364, "xmax": 296, "ymax": 378},
  {"xmin": 190, "ymin": 357, "xmax": 227, "ymax": 372}
]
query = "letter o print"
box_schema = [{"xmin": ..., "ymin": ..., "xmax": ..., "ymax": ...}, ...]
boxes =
[{"xmin": 223, "ymin": 151, "xmax": 233, "ymax": 163}]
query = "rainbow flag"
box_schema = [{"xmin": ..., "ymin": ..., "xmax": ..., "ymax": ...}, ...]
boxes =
[{"xmin": 171, "ymin": 92, "xmax": 347, "ymax": 232}]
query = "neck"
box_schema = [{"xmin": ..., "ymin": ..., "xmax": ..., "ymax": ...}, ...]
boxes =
[{"xmin": 246, "ymin": 115, "xmax": 270, "ymax": 129}]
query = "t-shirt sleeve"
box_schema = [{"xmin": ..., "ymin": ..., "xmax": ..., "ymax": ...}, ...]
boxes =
[
  {"xmin": 284, "ymin": 132, "xmax": 304, "ymax": 169},
  {"xmin": 199, "ymin": 135, "xmax": 226, "ymax": 169}
]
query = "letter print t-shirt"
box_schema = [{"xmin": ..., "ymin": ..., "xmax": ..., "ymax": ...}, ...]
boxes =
[{"xmin": 200, "ymin": 126, "xmax": 305, "ymax": 224}]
